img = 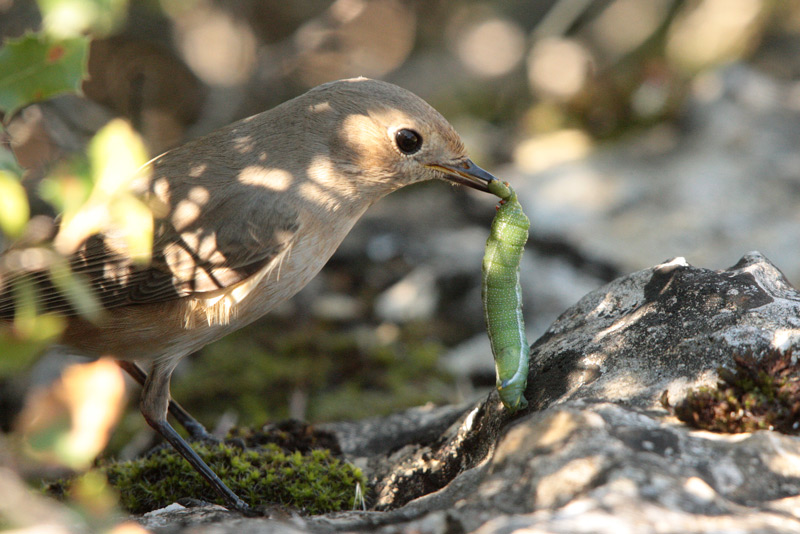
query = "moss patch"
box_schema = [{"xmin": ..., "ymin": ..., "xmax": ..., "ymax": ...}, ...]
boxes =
[
  {"xmin": 663, "ymin": 349, "xmax": 800, "ymax": 434},
  {"xmin": 46, "ymin": 438, "xmax": 366, "ymax": 515}
]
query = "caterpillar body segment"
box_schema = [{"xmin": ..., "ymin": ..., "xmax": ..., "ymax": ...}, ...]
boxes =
[{"xmin": 481, "ymin": 180, "xmax": 530, "ymax": 412}]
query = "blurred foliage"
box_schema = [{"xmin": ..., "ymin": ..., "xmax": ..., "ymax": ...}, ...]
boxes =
[
  {"xmin": 0, "ymin": 168, "xmax": 29, "ymax": 238},
  {"xmin": 36, "ymin": 0, "xmax": 128, "ymax": 38},
  {"xmin": 0, "ymin": 1, "xmax": 94, "ymax": 377},
  {"xmin": 0, "ymin": 33, "xmax": 88, "ymax": 117},
  {"xmin": 0, "ymin": 309, "xmax": 64, "ymax": 376},
  {"xmin": 0, "ymin": 149, "xmax": 27, "ymax": 238},
  {"xmin": 43, "ymin": 118, "xmax": 151, "ymax": 259},
  {"xmin": 17, "ymin": 358, "xmax": 126, "ymax": 469},
  {"xmin": 0, "ymin": 0, "xmax": 151, "ymax": 530},
  {"xmin": 0, "ymin": 118, "xmax": 149, "ymax": 377}
]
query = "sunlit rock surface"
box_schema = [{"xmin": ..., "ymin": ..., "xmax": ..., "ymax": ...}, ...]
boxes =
[{"xmin": 137, "ymin": 252, "xmax": 800, "ymax": 533}]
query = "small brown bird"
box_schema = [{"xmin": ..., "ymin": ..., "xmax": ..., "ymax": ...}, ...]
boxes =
[{"xmin": 1, "ymin": 78, "xmax": 496, "ymax": 512}]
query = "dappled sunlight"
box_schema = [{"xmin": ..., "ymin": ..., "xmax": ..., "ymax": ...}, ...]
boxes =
[
  {"xmin": 666, "ymin": 0, "xmax": 765, "ymax": 72},
  {"xmin": 172, "ymin": 0, "xmax": 257, "ymax": 86},
  {"xmin": 535, "ymin": 456, "xmax": 604, "ymax": 508},
  {"xmin": 169, "ymin": 187, "xmax": 210, "ymax": 230},
  {"xmin": 292, "ymin": 0, "xmax": 416, "ymax": 86},
  {"xmin": 594, "ymin": 369, "xmax": 650, "ymax": 400},
  {"xmin": 187, "ymin": 184, "xmax": 210, "ymax": 204},
  {"xmin": 298, "ymin": 181, "xmax": 327, "ymax": 208},
  {"xmin": 16, "ymin": 358, "xmax": 126, "ymax": 470},
  {"xmin": 595, "ymin": 303, "xmax": 656, "ymax": 340},
  {"xmin": 772, "ymin": 329, "xmax": 800, "ymax": 352},
  {"xmin": 232, "ymin": 134, "xmax": 257, "ymax": 154},
  {"xmin": 240, "ymin": 166, "xmax": 293, "ymax": 191},
  {"xmin": 682, "ymin": 476, "xmax": 718, "ymax": 503},
  {"xmin": 765, "ymin": 432, "xmax": 800, "ymax": 478},
  {"xmin": 534, "ymin": 410, "xmax": 585, "ymax": 449},
  {"xmin": 527, "ymin": 37, "xmax": 593, "ymax": 101},
  {"xmin": 172, "ymin": 198, "xmax": 201, "ymax": 229},
  {"xmin": 307, "ymin": 154, "xmax": 337, "ymax": 183},
  {"xmin": 52, "ymin": 120, "xmax": 153, "ymax": 263},
  {"xmin": 453, "ymin": 18, "xmax": 525, "ymax": 78},
  {"xmin": 586, "ymin": 0, "xmax": 672, "ymax": 63},
  {"xmin": 188, "ymin": 163, "xmax": 208, "ymax": 178},
  {"xmin": 513, "ymin": 128, "xmax": 593, "ymax": 174},
  {"xmin": 151, "ymin": 176, "xmax": 172, "ymax": 204},
  {"xmin": 341, "ymin": 109, "xmax": 393, "ymax": 152},
  {"xmin": 311, "ymin": 101, "xmax": 333, "ymax": 115}
]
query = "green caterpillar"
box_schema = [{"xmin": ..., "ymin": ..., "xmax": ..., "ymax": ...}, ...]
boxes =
[{"xmin": 482, "ymin": 180, "xmax": 530, "ymax": 412}]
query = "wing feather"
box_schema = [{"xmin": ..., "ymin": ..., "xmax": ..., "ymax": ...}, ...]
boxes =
[{"xmin": 0, "ymin": 187, "xmax": 298, "ymax": 316}]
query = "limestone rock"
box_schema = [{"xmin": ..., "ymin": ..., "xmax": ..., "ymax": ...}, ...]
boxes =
[{"xmin": 137, "ymin": 252, "xmax": 800, "ymax": 533}]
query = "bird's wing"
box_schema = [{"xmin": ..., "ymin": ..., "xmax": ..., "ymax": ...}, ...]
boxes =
[{"xmin": 0, "ymin": 189, "xmax": 299, "ymax": 315}]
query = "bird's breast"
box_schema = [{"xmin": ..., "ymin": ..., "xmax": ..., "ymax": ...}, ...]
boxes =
[{"xmin": 184, "ymin": 207, "xmax": 364, "ymax": 332}]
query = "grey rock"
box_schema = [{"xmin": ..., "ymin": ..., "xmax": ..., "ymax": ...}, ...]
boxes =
[
  {"xmin": 527, "ymin": 251, "xmax": 800, "ymax": 411},
  {"xmin": 135, "ymin": 251, "xmax": 800, "ymax": 533}
]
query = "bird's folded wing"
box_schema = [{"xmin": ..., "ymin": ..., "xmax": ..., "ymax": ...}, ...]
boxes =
[{"xmin": 0, "ymin": 189, "xmax": 299, "ymax": 315}]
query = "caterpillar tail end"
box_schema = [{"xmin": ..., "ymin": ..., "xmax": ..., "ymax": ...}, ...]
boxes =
[{"xmin": 498, "ymin": 379, "xmax": 529, "ymax": 413}]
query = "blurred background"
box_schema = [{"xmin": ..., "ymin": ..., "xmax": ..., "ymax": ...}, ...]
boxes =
[{"xmin": 2, "ymin": 0, "xmax": 800, "ymax": 456}]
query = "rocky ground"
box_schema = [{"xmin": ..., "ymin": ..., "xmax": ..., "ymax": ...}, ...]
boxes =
[{"xmin": 132, "ymin": 251, "xmax": 800, "ymax": 533}]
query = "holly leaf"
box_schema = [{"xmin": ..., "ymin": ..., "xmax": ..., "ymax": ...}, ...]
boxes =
[{"xmin": 0, "ymin": 33, "xmax": 89, "ymax": 118}]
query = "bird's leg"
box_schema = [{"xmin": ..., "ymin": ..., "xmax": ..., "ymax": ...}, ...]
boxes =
[
  {"xmin": 117, "ymin": 360, "xmax": 215, "ymax": 442},
  {"xmin": 140, "ymin": 359, "xmax": 250, "ymax": 514}
]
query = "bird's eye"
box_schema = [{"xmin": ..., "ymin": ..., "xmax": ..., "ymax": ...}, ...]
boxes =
[{"xmin": 394, "ymin": 129, "xmax": 423, "ymax": 155}]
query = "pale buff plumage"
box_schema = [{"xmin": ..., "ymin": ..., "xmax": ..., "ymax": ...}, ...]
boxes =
[{"xmin": 0, "ymin": 77, "xmax": 496, "ymax": 513}]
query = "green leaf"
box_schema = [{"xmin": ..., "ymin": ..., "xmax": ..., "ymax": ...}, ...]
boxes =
[
  {"xmin": 48, "ymin": 255, "xmax": 102, "ymax": 322},
  {"xmin": 0, "ymin": 170, "xmax": 29, "ymax": 237},
  {"xmin": 0, "ymin": 33, "xmax": 89, "ymax": 118}
]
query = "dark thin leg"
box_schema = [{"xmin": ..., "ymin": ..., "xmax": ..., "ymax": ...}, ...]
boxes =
[
  {"xmin": 143, "ymin": 412, "xmax": 250, "ymax": 513},
  {"xmin": 117, "ymin": 361, "xmax": 215, "ymax": 441},
  {"xmin": 137, "ymin": 359, "xmax": 251, "ymax": 514}
]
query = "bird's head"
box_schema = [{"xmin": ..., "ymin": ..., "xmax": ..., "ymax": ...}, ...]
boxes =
[{"xmin": 304, "ymin": 78, "xmax": 496, "ymax": 197}]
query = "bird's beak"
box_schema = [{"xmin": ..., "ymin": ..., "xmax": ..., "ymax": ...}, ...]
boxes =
[{"xmin": 428, "ymin": 159, "xmax": 496, "ymax": 193}]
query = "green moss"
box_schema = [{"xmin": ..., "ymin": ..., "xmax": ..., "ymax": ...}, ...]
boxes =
[
  {"xmin": 47, "ymin": 441, "xmax": 366, "ymax": 515},
  {"xmin": 663, "ymin": 349, "xmax": 800, "ymax": 434}
]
